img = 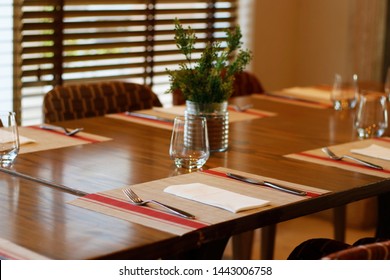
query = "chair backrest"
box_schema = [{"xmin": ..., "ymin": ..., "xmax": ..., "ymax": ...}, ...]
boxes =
[
  {"xmin": 43, "ymin": 81, "xmax": 162, "ymax": 123},
  {"xmin": 322, "ymin": 240, "xmax": 390, "ymax": 260},
  {"xmin": 171, "ymin": 71, "xmax": 264, "ymax": 105},
  {"xmin": 232, "ymin": 70, "xmax": 264, "ymax": 97}
]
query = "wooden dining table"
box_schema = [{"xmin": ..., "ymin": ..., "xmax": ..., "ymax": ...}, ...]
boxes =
[{"xmin": 1, "ymin": 92, "xmax": 390, "ymax": 260}]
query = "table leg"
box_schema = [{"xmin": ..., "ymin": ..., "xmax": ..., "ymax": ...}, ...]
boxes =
[
  {"xmin": 232, "ymin": 231, "xmax": 254, "ymax": 259},
  {"xmin": 333, "ymin": 206, "xmax": 346, "ymax": 242},
  {"xmin": 376, "ymin": 190, "xmax": 390, "ymax": 239},
  {"xmin": 167, "ymin": 237, "xmax": 230, "ymax": 259},
  {"xmin": 260, "ymin": 224, "xmax": 277, "ymax": 260}
]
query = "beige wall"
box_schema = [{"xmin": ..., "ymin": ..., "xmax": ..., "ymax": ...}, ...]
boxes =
[{"xmin": 247, "ymin": 0, "xmax": 386, "ymax": 91}]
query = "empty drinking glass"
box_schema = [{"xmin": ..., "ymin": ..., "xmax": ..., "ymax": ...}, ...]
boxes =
[
  {"xmin": 169, "ymin": 116, "xmax": 209, "ymax": 169},
  {"xmin": 331, "ymin": 74, "xmax": 359, "ymax": 110},
  {"xmin": 0, "ymin": 112, "xmax": 20, "ymax": 166},
  {"xmin": 355, "ymin": 92, "xmax": 388, "ymax": 138}
]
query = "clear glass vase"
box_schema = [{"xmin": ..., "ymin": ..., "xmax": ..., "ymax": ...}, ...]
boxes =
[{"xmin": 185, "ymin": 100, "xmax": 229, "ymax": 152}]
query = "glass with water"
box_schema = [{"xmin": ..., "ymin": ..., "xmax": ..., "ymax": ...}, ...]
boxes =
[
  {"xmin": 0, "ymin": 112, "xmax": 20, "ymax": 166},
  {"xmin": 355, "ymin": 92, "xmax": 388, "ymax": 138},
  {"xmin": 169, "ymin": 116, "xmax": 209, "ymax": 170}
]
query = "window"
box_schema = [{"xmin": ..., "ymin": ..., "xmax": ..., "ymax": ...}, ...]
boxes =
[
  {"xmin": 0, "ymin": 2, "xmax": 13, "ymax": 113},
  {"xmin": 14, "ymin": 0, "xmax": 238, "ymax": 125}
]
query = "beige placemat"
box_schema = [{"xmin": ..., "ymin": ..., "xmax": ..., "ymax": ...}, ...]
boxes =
[
  {"xmin": 68, "ymin": 167, "xmax": 329, "ymax": 236},
  {"xmin": 252, "ymin": 94, "xmax": 331, "ymax": 109},
  {"xmin": 106, "ymin": 106, "xmax": 276, "ymax": 130},
  {"xmin": 286, "ymin": 138, "xmax": 390, "ymax": 178},
  {"xmin": 0, "ymin": 237, "xmax": 50, "ymax": 260},
  {"xmin": 276, "ymin": 86, "xmax": 332, "ymax": 104},
  {"xmin": 253, "ymin": 85, "xmax": 333, "ymax": 109},
  {"xmin": 18, "ymin": 126, "xmax": 112, "ymax": 154}
]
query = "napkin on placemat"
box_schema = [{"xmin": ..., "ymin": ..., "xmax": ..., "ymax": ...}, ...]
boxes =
[
  {"xmin": 164, "ymin": 183, "xmax": 270, "ymax": 213},
  {"xmin": 0, "ymin": 129, "xmax": 35, "ymax": 145},
  {"xmin": 351, "ymin": 144, "xmax": 390, "ymax": 161}
]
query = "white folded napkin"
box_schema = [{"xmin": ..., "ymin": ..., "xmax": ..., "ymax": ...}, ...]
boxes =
[
  {"xmin": 164, "ymin": 183, "xmax": 270, "ymax": 213},
  {"xmin": 351, "ymin": 144, "xmax": 390, "ymax": 161},
  {"xmin": 0, "ymin": 129, "xmax": 35, "ymax": 145}
]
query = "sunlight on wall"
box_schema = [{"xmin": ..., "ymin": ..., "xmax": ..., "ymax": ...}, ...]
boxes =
[{"xmin": 238, "ymin": 0, "xmax": 255, "ymax": 71}]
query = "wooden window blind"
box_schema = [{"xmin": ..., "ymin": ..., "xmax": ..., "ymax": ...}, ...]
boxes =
[{"xmin": 14, "ymin": 0, "xmax": 238, "ymax": 125}]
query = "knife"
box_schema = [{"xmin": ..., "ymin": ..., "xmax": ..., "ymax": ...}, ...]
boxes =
[
  {"xmin": 126, "ymin": 111, "xmax": 174, "ymax": 123},
  {"xmin": 226, "ymin": 172, "xmax": 307, "ymax": 196}
]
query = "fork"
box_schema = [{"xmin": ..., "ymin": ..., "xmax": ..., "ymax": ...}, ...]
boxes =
[
  {"xmin": 321, "ymin": 147, "xmax": 383, "ymax": 170},
  {"xmin": 40, "ymin": 124, "xmax": 84, "ymax": 136},
  {"xmin": 122, "ymin": 188, "xmax": 195, "ymax": 219}
]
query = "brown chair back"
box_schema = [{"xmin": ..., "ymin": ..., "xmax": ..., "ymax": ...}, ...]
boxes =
[
  {"xmin": 171, "ymin": 71, "xmax": 264, "ymax": 105},
  {"xmin": 43, "ymin": 81, "xmax": 162, "ymax": 123}
]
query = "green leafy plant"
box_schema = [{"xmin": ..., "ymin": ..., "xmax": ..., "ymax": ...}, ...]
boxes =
[{"xmin": 166, "ymin": 18, "xmax": 252, "ymax": 104}]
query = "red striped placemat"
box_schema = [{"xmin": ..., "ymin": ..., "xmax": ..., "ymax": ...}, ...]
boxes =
[
  {"xmin": 253, "ymin": 86, "xmax": 333, "ymax": 109},
  {"xmin": 68, "ymin": 167, "xmax": 329, "ymax": 236},
  {"xmin": 286, "ymin": 138, "xmax": 390, "ymax": 178},
  {"xmin": 106, "ymin": 106, "xmax": 276, "ymax": 130},
  {"xmin": 106, "ymin": 112, "xmax": 174, "ymax": 130},
  {"xmin": 17, "ymin": 126, "xmax": 112, "ymax": 154}
]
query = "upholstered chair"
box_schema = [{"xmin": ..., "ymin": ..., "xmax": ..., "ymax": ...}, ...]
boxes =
[
  {"xmin": 322, "ymin": 240, "xmax": 390, "ymax": 260},
  {"xmin": 43, "ymin": 81, "xmax": 162, "ymax": 123}
]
